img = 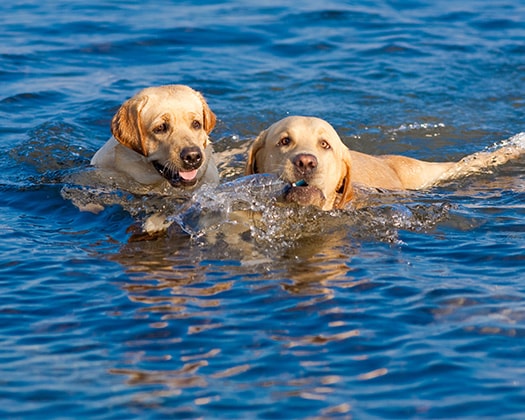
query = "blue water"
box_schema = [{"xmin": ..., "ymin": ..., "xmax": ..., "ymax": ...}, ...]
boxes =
[{"xmin": 2, "ymin": 1, "xmax": 525, "ymax": 418}]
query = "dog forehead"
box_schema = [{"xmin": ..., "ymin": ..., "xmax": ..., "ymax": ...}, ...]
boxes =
[
  {"xmin": 140, "ymin": 93, "xmax": 203, "ymax": 124},
  {"xmin": 147, "ymin": 88, "xmax": 202, "ymax": 109},
  {"xmin": 271, "ymin": 116, "xmax": 337, "ymax": 139}
]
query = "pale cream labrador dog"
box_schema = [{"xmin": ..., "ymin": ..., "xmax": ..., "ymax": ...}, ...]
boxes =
[
  {"xmin": 91, "ymin": 84, "xmax": 218, "ymax": 194},
  {"xmin": 246, "ymin": 116, "xmax": 524, "ymax": 210},
  {"xmin": 89, "ymin": 84, "xmax": 218, "ymax": 234}
]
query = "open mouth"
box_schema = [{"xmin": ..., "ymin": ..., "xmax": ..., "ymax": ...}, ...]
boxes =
[{"xmin": 152, "ymin": 161, "xmax": 199, "ymax": 188}]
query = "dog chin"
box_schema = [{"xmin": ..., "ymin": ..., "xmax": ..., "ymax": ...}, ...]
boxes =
[{"xmin": 284, "ymin": 183, "xmax": 326, "ymax": 207}]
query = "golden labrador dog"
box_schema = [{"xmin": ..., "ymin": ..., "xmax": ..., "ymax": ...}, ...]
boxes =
[
  {"xmin": 88, "ymin": 84, "xmax": 219, "ymax": 234},
  {"xmin": 91, "ymin": 84, "xmax": 218, "ymax": 194},
  {"xmin": 246, "ymin": 116, "xmax": 524, "ymax": 210}
]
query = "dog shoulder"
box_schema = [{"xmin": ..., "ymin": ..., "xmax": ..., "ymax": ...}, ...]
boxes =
[
  {"xmin": 91, "ymin": 136, "xmax": 119, "ymax": 168},
  {"xmin": 92, "ymin": 136, "xmax": 162, "ymax": 185}
]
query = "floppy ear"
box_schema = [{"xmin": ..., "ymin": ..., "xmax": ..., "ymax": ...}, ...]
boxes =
[
  {"xmin": 245, "ymin": 128, "xmax": 268, "ymax": 175},
  {"xmin": 111, "ymin": 95, "xmax": 149, "ymax": 156},
  {"xmin": 196, "ymin": 91, "xmax": 216, "ymax": 135},
  {"xmin": 335, "ymin": 149, "xmax": 354, "ymax": 209}
]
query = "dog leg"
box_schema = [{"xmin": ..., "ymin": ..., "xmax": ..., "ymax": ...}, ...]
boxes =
[{"xmin": 439, "ymin": 141, "xmax": 525, "ymax": 183}]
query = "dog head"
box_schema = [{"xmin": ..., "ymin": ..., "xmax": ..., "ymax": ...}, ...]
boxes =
[
  {"xmin": 111, "ymin": 84, "xmax": 216, "ymax": 188},
  {"xmin": 246, "ymin": 116, "xmax": 354, "ymax": 210}
]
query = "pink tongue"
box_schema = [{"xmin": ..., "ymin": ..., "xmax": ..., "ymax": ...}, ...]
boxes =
[{"xmin": 179, "ymin": 169, "xmax": 198, "ymax": 181}]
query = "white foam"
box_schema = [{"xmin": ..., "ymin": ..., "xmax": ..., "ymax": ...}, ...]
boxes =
[
  {"xmin": 509, "ymin": 132, "xmax": 525, "ymax": 149},
  {"xmin": 389, "ymin": 122, "xmax": 446, "ymax": 133}
]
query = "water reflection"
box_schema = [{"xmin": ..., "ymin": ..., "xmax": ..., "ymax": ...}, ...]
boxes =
[{"xmin": 103, "ymin": 220, "xmax": 371, "ymax": 415}]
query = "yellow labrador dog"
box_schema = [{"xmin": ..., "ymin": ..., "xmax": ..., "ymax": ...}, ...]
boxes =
[
  {"xmin": 89, "ymin": 84, "xmax": 219, "ymax": 234},
  {"xmin": 246, "ymin": 116, "xmax": 524, "ymax": 210},
  {"xmin": 91, "ymin": 84, "xmax": 218, "ymax": 194}
]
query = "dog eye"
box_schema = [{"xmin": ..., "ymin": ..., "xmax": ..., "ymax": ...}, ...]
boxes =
[
  {"xmin": 153, "ymin": 122, "xmax": 169, "ymax": 134},
  {"xmin": 320, "ymin": 140, "xmax": 331, "ymax": 150},
  {"xmin": 277, "ymin": 137, "xmax": 291, "ymax": 147},
  {"xmin": 191, "ymin": 120, "xmax": 202, "ymax": 130}
]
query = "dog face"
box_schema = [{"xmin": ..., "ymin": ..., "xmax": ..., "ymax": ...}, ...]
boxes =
[
  {"xmin": 111, "ymin": 84, "xmax": 216, "ymax": 188},
  {"xmin": 246, "ymin": 116, "xmax": 353, "ymax": 210}
]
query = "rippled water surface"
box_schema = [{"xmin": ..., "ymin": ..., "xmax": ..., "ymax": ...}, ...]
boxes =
[{"xmin": 2, "ymin": 1, "xmax": 525, "ymax": 418}]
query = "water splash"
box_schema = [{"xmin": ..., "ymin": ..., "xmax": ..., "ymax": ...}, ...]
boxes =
[
  {"xmin": 168, "ymin": 174, "xmax": 453, "ymax": 248},
  {"xmin": 62, "ymin": 172, "xmax": 454, "ymax": 249},
  {"xmin": 489, "ymin": 131, "xmax": 525, "ymax": 150},
  {"xmin": 169, "ymin": 174, "xmax": 288, "ymax": 237}
]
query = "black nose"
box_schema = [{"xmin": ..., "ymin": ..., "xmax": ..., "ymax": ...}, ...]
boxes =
[
  {"xmin": 180, "ymin": 146, "xmax": 203, "ymax": 168},
  {"xmin": 292, "ymin": 153, "xmax": 318, "ymax": 175}
]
